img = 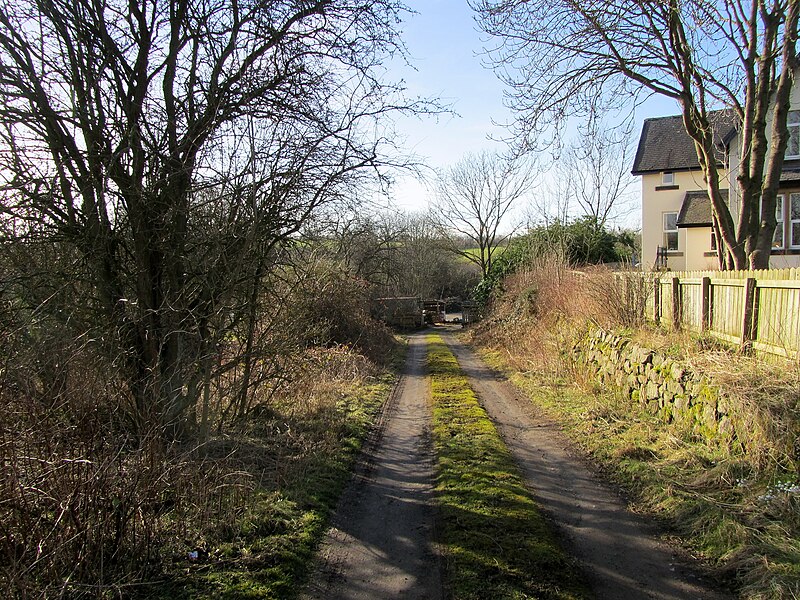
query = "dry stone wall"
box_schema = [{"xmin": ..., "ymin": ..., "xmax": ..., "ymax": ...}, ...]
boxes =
[{"xmin": 573, "ymin": 329, "xmax": 739, "ymax": 444}]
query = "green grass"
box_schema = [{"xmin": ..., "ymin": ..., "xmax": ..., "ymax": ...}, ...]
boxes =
[
  {"xmin": 155, "ymin": 352, "xmax": 403, "ymax": 600},
  {"xmin": 477, "ymin": 347, "xmax": 800, "ymax": 600},
  {"xmin": 460, "ymin": 246, "xmax": 508, "ymax": 264},
  {"xmin": 426, "ymin": 335, "xmax": 590, "ymax": 600}
]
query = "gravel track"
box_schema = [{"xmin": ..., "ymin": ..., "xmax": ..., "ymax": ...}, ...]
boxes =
[
  {"xmin": 303, "ymin": 333, "xmax": 442, "ymax": 600},
  {"xmin": 304, "ymin": 329, "xmax": 734, "ymax": 600}
]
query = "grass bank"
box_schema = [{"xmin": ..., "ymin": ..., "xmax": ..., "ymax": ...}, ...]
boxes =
[
  {"xmin": 159, "ymin": 346, "xmax": 403, "ymax": 599},
  {"xmin": 426, "ymin": 334, "xmax": 589, "ymax": 600}
]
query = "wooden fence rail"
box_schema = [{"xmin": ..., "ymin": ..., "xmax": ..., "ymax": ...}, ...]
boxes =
[{"xmin": 644, "ymin": 268, "xmax": 800, "ymax": 359}]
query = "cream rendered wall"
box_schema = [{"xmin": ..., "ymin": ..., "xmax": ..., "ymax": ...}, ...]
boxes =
[
  {"xmin": 641, "ymin": 169, "xmax": 711, "ymax": 270},
  {"xmin": 684, "ymin": 228, "xmax": 718, "ymax": 270},
  {"xmin": 769, "ymin": 253, "xmax": 800, "ymax": 268},
  {"xmin": 726, "ymin": 132, "xmax": 742, "ymax": 224}
]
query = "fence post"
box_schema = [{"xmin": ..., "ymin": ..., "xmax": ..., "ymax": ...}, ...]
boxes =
[
  {"xmin": 653, "ymin": 278, "xmax": 661, "ymax": 325},
  {"xmin": 741, "ymin": 277, "xmax": 758, "ymax": 352},
  {"xmin": 701, "ymin": 276, "xmax": 711, "ymax": 331},
  {"xmin": 671, "ymin": 276, "xmax": 681, "ymax": 331}
]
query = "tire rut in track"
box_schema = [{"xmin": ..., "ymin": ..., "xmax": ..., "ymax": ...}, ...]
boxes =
[
  {"xmin": 442, "ymin": 330, "xmax": 733, "ymax": 600},
  {"xmin": 303, "ymin": 333, "xmax": 442, "ymax": 600}
]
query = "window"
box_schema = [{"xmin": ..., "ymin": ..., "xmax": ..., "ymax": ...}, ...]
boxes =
[
  {"xmin": 662, "ymin": 171, "xmax": 674, "ymax": 185},
  {"xmin": 774, "ymin": 195, "xmax": 785, "ymax": 248},
  {"xmin": 788, "ymin": 111, "xmax": 800, "ymax": 158},
  {"xmin": 663, "ymin": 212, "xmax": 678, "ymax": 251},
  {"xmin": 711, "ymin": 228, "xmax": 717, "ymax": 251},
  {"xmin": 791, "ymin": 193, "xmax": 800, "ymax": 248},
  {"xmin": 759, "ymin": 195, "xmax": 786, "ymax": 249}
]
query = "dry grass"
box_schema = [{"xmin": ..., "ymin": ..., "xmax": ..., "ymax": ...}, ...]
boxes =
[
  {"xmin": 475, "ymin": 259, "xmax": 596, "ymax": 376},
  {"xmin": 685, "ymin": 351, "xmax": 800, "ymax": 471}
]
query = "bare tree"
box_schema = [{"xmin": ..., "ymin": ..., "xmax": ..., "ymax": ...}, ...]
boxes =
[
  {"xmin": 530, "ymin": 123, "xmax": 637, "ymax": 262},
  {"xmin": 565, "ymin": 122, "xmax": 636, "ymax": 230},
  {"xmin": 312, "ymin": 209, "xmax": 478, "ymax": 299},
  {"xmin": 433, "ymin": 151, "xmax": 535, "ymax": 277},
  {"xmin": 531, "ymin": 123, "xmax": 635, "ymax": 229},
  {"xmin": 0, "ymin": 0, "xmax": 429, "ymax": 438},
  {"xmin": 343, "ymin": 212, "xmax": 407, "ymax": 294},
  {"xmin": 394, "ymin": 211, "xmax": 480, "ymax": 299},
  {"xmin": 473, "ymin": 0, "xmax": 800, "ymax": 269}
]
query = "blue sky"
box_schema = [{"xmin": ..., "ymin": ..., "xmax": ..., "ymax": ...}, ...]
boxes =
[
  {"xmin": 388, "ymin": 0, "xmax": 513, "ymax": 211},
  {"xmin": 386, "ymin": 1, "xmax": 679, "ymax": 225}
]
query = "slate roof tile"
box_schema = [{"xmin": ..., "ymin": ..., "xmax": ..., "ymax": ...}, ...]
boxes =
[
  {"xmin": 631, "ymin": 110, "xmax": 738, "ymax": 174},
  {"xmin": 676, "ymin": 189, "xmax": 729, "ymax": 228},
  {"xmin": 779, "ymin": 170, "xmax": 800, "ymax": 184}
]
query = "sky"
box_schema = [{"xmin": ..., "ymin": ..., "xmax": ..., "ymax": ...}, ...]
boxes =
[
  {"xmin": 384, "ymin": 0, "xmax": 679, "ymax": 228},
  {"xmin": 386, "ymin": 0, "xmax": 513, "ymax": 212}
]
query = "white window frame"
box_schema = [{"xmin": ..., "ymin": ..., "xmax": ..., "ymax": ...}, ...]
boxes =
[
  {"xmin": 787, "ymin": 111, "xmax": 800, "ymax": 159},
  {"xmin": 790, "ymin": 193, "xmax": 800, "ymax": 248},
  {"xmin": 774, "ymin": 194, "xmax": 785, "ymax": 249},
  {"xmin": 661, "ymin": 171, "xmax": 674, "ymax": 186},
  {"xmin": 663, "ymin": 211, "xmax": 678, "ymax": 251}
]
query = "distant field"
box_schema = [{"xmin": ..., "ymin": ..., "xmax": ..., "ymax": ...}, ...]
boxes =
[{"xmin": 459, "ymin": 245, "xmax": 508, "ymax": 263}]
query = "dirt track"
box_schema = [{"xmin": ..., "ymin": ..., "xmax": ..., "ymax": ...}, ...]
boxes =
[
  {"xmin": 304, "ymin": 330, "xmax": 733, "ymax": 600},
  {"xmin": 303, "ymin": 333, "xmax": 442, "ymax": 600}
]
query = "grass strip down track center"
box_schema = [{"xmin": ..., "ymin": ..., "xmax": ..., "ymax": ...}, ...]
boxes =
[{"xmin": 426, "ymin": 334, "xmax": 589, "ymax": 600}]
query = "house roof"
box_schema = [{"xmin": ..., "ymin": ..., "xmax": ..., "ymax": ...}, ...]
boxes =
[
  {"xmin": 631, "ymin": 109, "xmax": 738, "ymax": 175},
  {"xmin": 779, "ymin": 170, "xmax": 800, "ymax": 185},
  {"xmin": 676, "ymin": 189, "xmax": 728, "ymax": 228}
]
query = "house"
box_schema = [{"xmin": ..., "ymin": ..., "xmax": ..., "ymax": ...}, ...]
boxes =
[
  {"xmin": 633, "ymin": 99, "xmax": 800, "ymax": 271},
  {"xmin": 632, "ymin": 110, "xmax": 736, "ymax": 271}
]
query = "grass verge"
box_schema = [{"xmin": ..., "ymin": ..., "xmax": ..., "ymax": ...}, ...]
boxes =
[
  {"xmin": 476, "ymin": 346, "xmax": 799, "ymax": 600},
  {"xmin": 426, "ymin": 334, "xmax": 589, "ymax": 600},
  {"xmin": 157, "ymin": 346, "xmax": 404, "ymax": 600}
]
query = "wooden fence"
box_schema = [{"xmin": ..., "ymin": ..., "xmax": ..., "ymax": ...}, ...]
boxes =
[{"xmin": 647, "ymin": 268, "xmax": 800, "ymax": 359}]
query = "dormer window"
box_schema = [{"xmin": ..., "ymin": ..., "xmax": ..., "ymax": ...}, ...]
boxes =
[
  {"xmin": 787, "ymin": 111, "xmax": 800, "ymax": 158},
  {"xmin": 662, "ymin": 171, "xmax": 674, "ymax": 185}
]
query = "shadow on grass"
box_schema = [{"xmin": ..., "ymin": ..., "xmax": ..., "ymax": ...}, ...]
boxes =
[{"xmin": 149, "ymin": 370, "xmax": 398, "ymax": 599}]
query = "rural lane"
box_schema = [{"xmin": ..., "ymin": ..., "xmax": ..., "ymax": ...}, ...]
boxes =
[{"xmin": 303, "ymin": 329, "xmax": 733, "ymax": 600}]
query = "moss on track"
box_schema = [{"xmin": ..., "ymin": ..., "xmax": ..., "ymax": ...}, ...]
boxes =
[{"xmin": 426, "ymin": 334, "xmax": 589, "ymax": 600}]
